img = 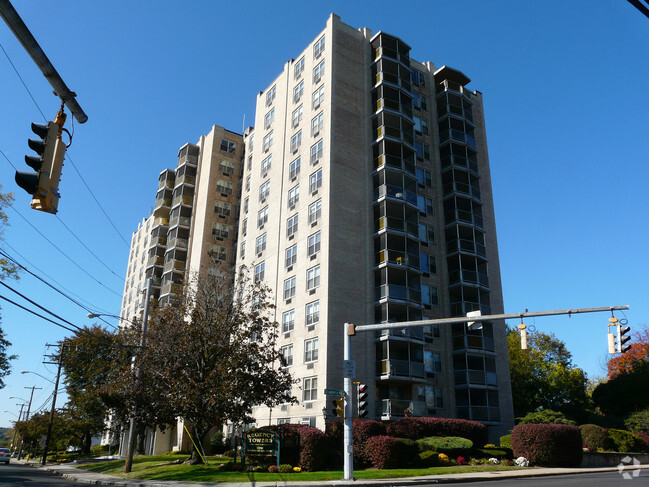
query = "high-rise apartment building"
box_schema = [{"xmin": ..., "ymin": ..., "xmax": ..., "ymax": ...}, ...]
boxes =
[
  {"xmin": 238, "ymin": 14, "xmax": 513, "ymax": 438},
  {"xmin": 119, "ymin": 14, "xmax": 513, "ymax": 444}
]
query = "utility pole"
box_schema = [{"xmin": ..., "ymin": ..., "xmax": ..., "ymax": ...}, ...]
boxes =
[
  {"xmin": 41, "ymin": 341, "xmax": 65, "ymax": 465},
  {"xmin": 18, "ymin": 385, "xmax": 41, "ymax": 460},
  {"xmin": 0, "ymin": 0, "xmax": 88, "ymax": 123},
  {"xmin": 341, "ymin": 304, "xmax": 629, "ymax": 481},
  {"xmin": 10, "ymin": 403, "xmax": 25, "ymax": 454},
  {"xmin": 124, "ymin": 278, "xmax": 152, "ymax": 473}
]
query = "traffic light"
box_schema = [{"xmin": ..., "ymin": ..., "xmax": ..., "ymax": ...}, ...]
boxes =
[
  {"xmin": 607, "ymin": 330, "xmax": 617, "ymax": 354},
  {"xmin": 332, "ymin": 397, "xmax": 345, "ymax": 418},
  {"xmin": 518, "ymin": 323, "xmax": 528, "ymax": 350},
  {"xmin": 357, "ymin": 383, "xmax": 368, "ymax": 418},
  {"xmin": 618, "ymin": 324, "xmax": 632, "ymax": 354},
  {"xmin": 15, "ymin": 112, "xmax": 67, "ymax": 214}
]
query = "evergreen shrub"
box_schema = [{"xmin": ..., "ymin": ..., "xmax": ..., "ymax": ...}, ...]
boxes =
[{"xmin": 511, "ymin": 424, "xmax": 582, "ymax": 467}]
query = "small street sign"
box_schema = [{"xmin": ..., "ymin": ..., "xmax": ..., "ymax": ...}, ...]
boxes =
[
  {"xmin": 344, "ymin": 359, "xmax": 356, "ymax": 378},
  {"xmin": 324, "ymin": 388, "xmax": 346, "ymax": 396}
]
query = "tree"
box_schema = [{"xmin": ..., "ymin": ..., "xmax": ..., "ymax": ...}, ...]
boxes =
[
  {"xmin": 106, "ymin": 266, "xmax": 297, "ymax": 463},
  {"xmin": 0, "ymin": 186, "xmax": 18, "ymax": 388},
  {"xmin": 507, "ymin": 327, "xmax": 590, "ymax": 422},
  {"xmin": 60, "ymin": 325, "xmax": 127, "ymax": 452},
  {"xmin": 592, "ymin": 360, "xmax": 649, "ymax": 418},
  {"xmin": 606, "ymin": 324, "xmax": 649, "ymax": 379}
]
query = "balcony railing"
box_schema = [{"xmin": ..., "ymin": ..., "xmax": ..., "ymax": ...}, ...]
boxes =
[
  {"xmin": 376, "ymin": 359, "xmax": 425, "ymax": 378},
  {"xmin": 446, "ymin": 238, "xmax": 487, "ymax": 257},
  {"xmin": 448, "ymin": 270, "xmax": 490, "ymax": 288},
  {"xmin": 375, "ymin": 154, "xmax": 416, "ymax": 175},
  {"xmin": 375, "ymin": 284, "xmax": 422, "ymax": 304},
  {"xmin": 376, "ymin": 327, "xmax": 424, "ymax": 340},
  {"xmin": 444, "ymin": 210, "xmax": 484, "ymax": 228},
  {"xmin": 374, "ymin": 184, "xmax": 417, "ymax": 206},
  {"xmin": 376, "ymin": 250, "xmax": 421, "ymax": 270},
  {"xmin": 375, "ymin": 216, "xmax": 419, "ymax": 237},
  {"xmin": 169, "ymin": 216, "xmax": 191, "ymax": 228},
  {"xmin": 153, "ymin": 217, "xmax": 169, "ymax": 228},
  {"xmin": 379, "ymin": 399, "xmax": 426, "ymax": 418},
  {"xmin": 146, "ymin": 255, "xmax": 163, "ymax": 268},
  {"xmin": 164, "ymin": 259, "xmax": 185, "ymax": 273}
]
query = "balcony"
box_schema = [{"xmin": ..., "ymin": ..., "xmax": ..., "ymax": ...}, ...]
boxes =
[
  {"xmin": 164, "ymin": 259, "xmax": 185, "ymax": 273},
  {"xmin": 375, "ymin": 284, "xmax": 422, "ymax": 304},
  {"xmin": 450, "ymin": 301, "xmax": 491, "ymax": 318},
  {"xmin": 177, "ymin": 153, "xmax": 198, "ymax": 168},
  {"xmin": 149, "ymin": 236, "xmax": 167, "ymax": 248},
  {"xmin": 375, "ymin": 216, "xmax": 418, "ymax": 238},
  {"xmin": 167, "ymin": 237, "xmax": 188, "ymax": 250},
  {"xmin": 375, "ymin": 250, "xmax": 421, "ymax": 271},
  {"xmin": 439, "ymin": 129, "xmax": 476, "ymax": 150},
  {"xmin": 374, "ymin": 124, "xmax": 414, "ymax": 146},
  {"xmin": 379, "ymin": 399, "xmax": 426, "ymax": 419},
  {"xmin": 454, "ymin": 369, "xmax": 497, "ymax": 386},
  {"xmin": 446, "ymin": 238, "xmax": 487, "ymax": 257},
  {"xmin": 175, "ymin": 174, "xmax": 196, "ymax": 187},
  {"xmin": 171, "ymin": 195, "xmax": 193, "ymax": 208},
  {"xmin": 448, "ymin": 270, "xmax": 490, "ymax": 288},
  {"xmin": 375, "ymin": 154, "xmax": 416, "ymax": 176},
  {"xmin": 374, "ymin": 184, "xmax": 418, "ymax": 207},
  {"xmin": 161, "ymin": 282, "xmax": 182, "ymax": 296},
  {"xmin": 376, "ymin": 359, "xmax": 425, "ymax": 379},
  {"xmin": 169, "ymin": 216, "xmax": 191, "ymax": 229},
  {"xmin": 375, "ymin": 96, "xmax": 413, "ymax": 119},
  {"xmin": 444, "ymin": 209, "xmax": 484, "ymax": 229},
  {"xmin": 146, "ymin": 255, "xmax": 163, "ymax": 269},
  {"xmin": 376, "ymin": 327, "xmax": 424, "ymax": 341},
  {"xmin": 153, "ymin": 217, "xmax": 169, "ymax": 229}
]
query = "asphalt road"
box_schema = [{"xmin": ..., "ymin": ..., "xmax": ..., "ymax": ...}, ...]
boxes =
[
  {"xmin": 422, "ymin": 470, "xmax": 649, "ymax": 486},
  {"xmin": 0, "ymin": 462, "xmax": 81, "ymax": 486}
]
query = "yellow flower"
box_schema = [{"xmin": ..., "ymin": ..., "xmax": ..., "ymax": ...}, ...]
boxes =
[
  {"xmin": 293, "ymin": 467, "xmax": 302, "ymax": 472},
  {"xmin": 438, "ymin": 453, "xmax": 449, "ymax": 462}
]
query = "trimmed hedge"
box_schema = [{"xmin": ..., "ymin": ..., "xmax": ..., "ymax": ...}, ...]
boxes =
[
  {"xmin": 365, "ymin": 436, "xmax": 419, "ymax": 469},
  {"xmin": 256, "ymin": 424, "xmax": 326, "ymax": 471},
  {"xmin": 500, "ymin": 434, "xmax": 512, "ymax": 449},
  {"xmin": 608, "ymin": 428, "xmax": 645, "ymax": 453},
  {"xmin": 385, "ymin": 417, "xmax": 488, "ymax": 446},
  {"xmin": 511, "ymin": 424, "xmax": 582, "ymax": 467},
  {"xmin": 580, "ymin": 424, "xmax": 610, "ymax": 451},
  {"xmin": 416, "ymin": 436, "xmax": 473, "ymax": 457},
  {"xmin": 325, "ymin": 419, "xmax": 386, "ymax": 468}
]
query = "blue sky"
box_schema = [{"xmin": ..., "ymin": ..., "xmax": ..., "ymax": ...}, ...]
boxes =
[{"xmin": 0, "ymin": 1, "xmax": 647, "ymax": 428}]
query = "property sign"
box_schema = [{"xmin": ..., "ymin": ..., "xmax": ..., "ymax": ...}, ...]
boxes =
[{"xmin": 244, "ymin": 430, "xmax": 277, "ymax": 456}]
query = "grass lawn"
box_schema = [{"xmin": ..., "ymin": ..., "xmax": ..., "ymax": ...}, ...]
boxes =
[{"xmin": 77, "ymin": 454, "xmax": 523, "ymax": 482}]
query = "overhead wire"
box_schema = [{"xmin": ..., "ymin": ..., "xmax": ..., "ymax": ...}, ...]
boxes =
[{"xmin": 0, "ymin": 293, "xmax": 77, "ymax": 334}]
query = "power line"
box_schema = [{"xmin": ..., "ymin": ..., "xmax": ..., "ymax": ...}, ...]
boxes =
[
  {"xmin": 0, "ymin": 243, "xmax": 114, "ymax": 317},
  {"xmin": 7, "ymin": 205, "xmax": 122, "ymax": 298},
  {"xmin": 0, "ymin": 293, "xmax": 77, "ymax": 334},
  {"xmin": 55, "ymin": 216, "xmax": 125, "ymax": 282},
  {"xmin": 0, "ymin": 39, "xmax": 47, "ymax": 121},
  {"xmin": 627, "ymin": 0, "xmax": 649, "ymax": 19}
]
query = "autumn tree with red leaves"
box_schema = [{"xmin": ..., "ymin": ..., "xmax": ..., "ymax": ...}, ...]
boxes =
[{"xmin": 607, "ymin": 325, "xmax": 649, "ymax": 379}]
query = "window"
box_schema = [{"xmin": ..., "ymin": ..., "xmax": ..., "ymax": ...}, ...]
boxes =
[
  {"xmin": 422, "ymin": 284, "xmax": 439, "ymax": 306},
  {"xmin": 411, "ymin": 70, "xmax": 425, "ymax": 87},
  {"xmin": 287, "ymin": 214, "xmax": 298, "ymax": 238},
  {"xmin": 216, "ymin": 179, "xmax": 233, "ymax": 196},
  {"xmin": 294, "ymin": 56, "xmax": 305, "ymax": 78},
  {"xmin": 243, "ymin": 196, "xmax": 249, "ymax": 214},
  {"xmin": 214, "ymin": 201, "xmax": 231, "ymax": 217},
  {"xmin": 256, "ymin": 233, "xmax": 267, "ymax": 255},
  {"xmin": 290, "ymin": 130, "xmax": 302, "ymax": 153},
  {"xmin": 264, "ymin": 108, "xmax": 275, "ymax": 129},
  {"xmin": 306, "ymin": 265, "xmax": 320, "ymax": 291},
  {"xmin": 247, "ymin": 134, "xmax": 254, "ymax": 151},
  {"xmin": 303, "ymin": 376, "xmax": 317, "ymax": 402},
  {"xmin": 219, "ymin": 159, "xmax": 235, "ymax": 175},
  {"xmin": 311, "ymin": 112, "xmax": 324, "ymax": 136},
  {"xmin": 310, "ymin": 139, "xmax": 323, "ymax": 164},
  {"xmin": 294, "ymin": 80, "xmax": 304, "ymax": 103},
  {"xmin": 258, "ymin": 206, "xmax": 268, "ymax": 228},
  {"xmin": 284, "ymin": 277, "xmax": 296, "ymax": 300},
  {"xmin": 259, "ymin": 180, "xmax": 270, "ymax": 202},
  {"xmin": 421, "ymin": 254, "xmax": 437, "ymax": 274},
  {"xmin": 261, "ymin": 155, "xmax": 272, "ymax": 176},
  {"xmin": 425, "ymin": 350, "xmax": 442, "ymax": 373},
  {"xmin": 245, "ymin": 175, "xmax": 250, "ymax": 192},
  {"xmin": 288, "ymin": 184, "xmax": 300, "ymax": 208},
  {"xmin": 306, "ymin": 301, "xmax": 319, "ymax": 326},
  {"xmin": 414, "ymin": 116, "xmax": 429, "ymax": 135},
  {"xmin": 416, "ymin": 167, "xmax": 432, "ymax": 186},
  {"xmin": 281, "ymin": 344, "xmax": 294, "ymax": 367},
  {"xmin": 413, "ymin": 93, "xmax": 427, "ymax": 110},
  {"xmin": 247, "ymin": 155, "xmax": 252, "ymax": 171},
  {"xmin": 240, "ymin": 241, "xmax": 245, "ymax": 260},
  {"xmin": 304, "ymin": 338, "xmax": 319, "ymax": 363},
  {"xmin": 266, "ymin": 85, "xmax": 276, "ymax": 105},
  {"xmin": 313, "ymin": 60, "xmax": 325, "ymax": 83},
  {"xmin": 211, "ymin": 222, "xmax": 230, "ymax": 239},
  {"xmin": 285, "ymin": 244, "xmax": 297, "ymax": 268},
  {"xmin": 209, "ymin": 245, "xmax": 227, "ymax": 261},
  {"xmin": 415, "ymin": 141, "xmax": 431, "ymax": 161},
  {"xmin": 282, "ymin": 309, "xmax": 295, "ymax": 333},
  {"xmin": 220, "ymin": 139, "xmax": 236, "ymax": 153},
  {"xmin": 289, "ymin": 157, "xmax": 301, "ymax": 180},
  {"xmin": 308, "ymin": 199, "xmax": 322, "ymax": 224},
  {"xmin": 418, "ymin": 224, "xmax": 435, "ymax": 243},
  {"xmin": 312, "ymin": 85, "xmax": 324, "ymax": 109},
  {"xmin": 292, "ymin": 105, "xmax": 303, "ymax": 128},
  {"xmin": 263, "ymin": 131, "xmax": 273, "ymax": 152},
  {"xmin": 307, "ymin": 231, "xmax": 321, "ymax": 257},
  {"xmin": 254, "ymin": 261, "xmax": 265, "ymax": 281},
  {"xmin": 309, "ymin": 169, "xmax": 322, "ymax": 193},
  {"xmin": 242, "ymin": 218, "xmax": 247, "ymax": 237},
  {"xmin": 314, "ymin": 35, "xmax": 325, "ymax": 57}
]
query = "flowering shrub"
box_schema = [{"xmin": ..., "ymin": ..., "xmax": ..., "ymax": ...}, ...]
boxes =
[
  {"xmin": 267, "ymin": 465, "xmax": 279, "ymax": 473},
  {"xmin": 488, "ymin": 457, "xmax": 500, "ymax": 464},
  {"xmin": 438, "ymin": 453, "xmax": 449, "ymax": 462},
  {"xmin": 501, "ymin": 459, "xmax": 513, "ymax": 466},
  {"xmin": 515, "ymin": 457, "xmax": 529, "ymax": 467},
  {"xmin": 511, "ymin": 423, "xmax": 582, "ymax": 467},
  {"xmin": 293, "ymin": 466, "xmax": 301, "ymax": 472},
  {"xmin": 484, "ymin": 443, "xmax": 497, "ymax": 448},
  {"xmin": 456, "ymin": 456, "xmax": 467, "ymax": 465}
]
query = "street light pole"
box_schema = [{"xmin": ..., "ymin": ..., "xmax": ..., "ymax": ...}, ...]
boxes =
[
  {"xmin": 10, "ymin": 403, "xmax": 25, "ymax": 454},
  {"xmin": 42, "ymin": 342, "xmax": 64, "ymax": 465},
  {"xmin": 124, "ymin": 278, "xmax": 152, "ymax": 473},
  {"xmin": 18, "ymin": 385, "xmax": 41, "ymax": 460}
]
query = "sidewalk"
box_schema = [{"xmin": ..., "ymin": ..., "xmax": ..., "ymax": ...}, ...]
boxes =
[{"xmin": 14, "ymin": 458, "xmax": 649, "ymax": 486}]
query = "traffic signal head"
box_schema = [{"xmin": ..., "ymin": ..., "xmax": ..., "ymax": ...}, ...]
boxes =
[
  {"xmin": 15, "ymin": 120, "xmax": 66, "ymax": 214},
  {"xmin": 332, "ymin": 398, "xmax": 345, "ymax": 418},
  {"xmin": 607, "ymin": 332, "xmax": 617, "ymax": 354},
  {"xmin": 618, "ymin": 325, "xmax": 632, "ymax": 354},
  {"xmin": 357, "ymin": 383, "xmax": 368, "ymax": 418}
]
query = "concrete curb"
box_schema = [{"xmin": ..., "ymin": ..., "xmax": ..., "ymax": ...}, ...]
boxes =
[{"xmin": 13, "ymin": 460, "xmax": 649, "ymax": 486}]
